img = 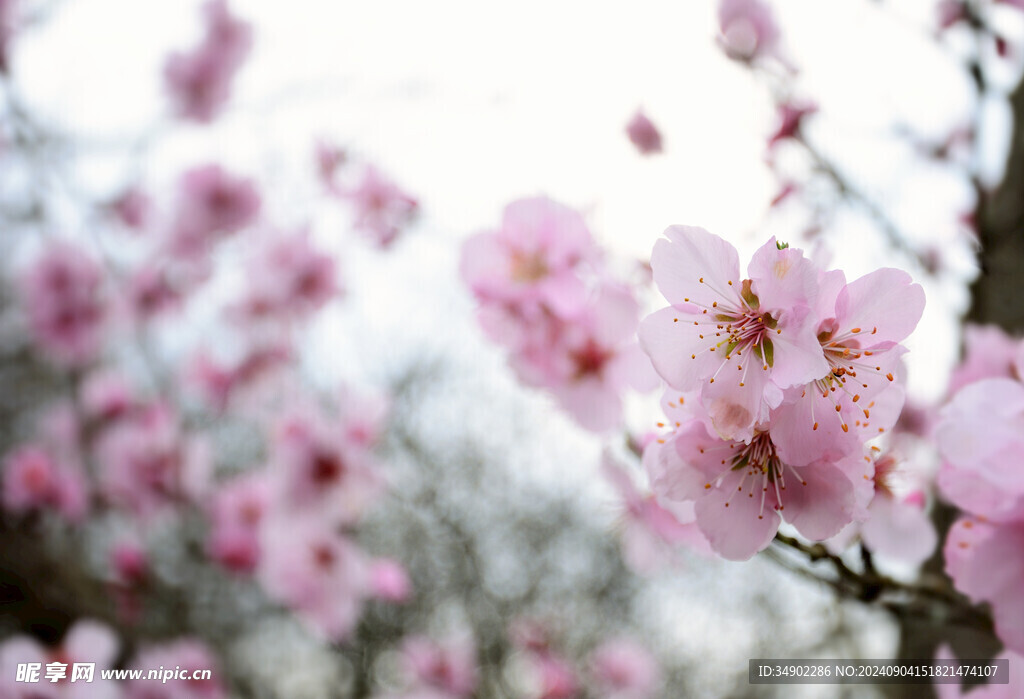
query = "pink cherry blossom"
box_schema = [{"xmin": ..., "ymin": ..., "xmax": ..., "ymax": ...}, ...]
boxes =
[
  {"xmin": 345, "ymin": 166, "xmax": 418, "ymax": 248},
  {"xmin": 541, "ymin": 283, "xmax": 658, "ymax": 432},
  {"xmin": 944, "ymin": 517, "xmax": 1024, "ymax": 654},
  {"xmin": 19, "ymin": 241, "xmax": 107, "ymax": 367},
  {"xmin": 2, "ymin": 444, "xmax": 88, "ymax": 522},
  {"xmin": 717, "ymin": 0, "xmax": 782, "ymax": 64},
  {"xmin": 625, "ymin": 110, "xmax": 663, "ymax": 155},
  {"xmin": 400, "ymin": 635, "xmax": 478, "ymax": 698},
  {"xmin": 939, "ymin": 374, "xmax": 1024, "ymax": 653},
  {"xmin": 860, "ymin": 489, "xmax": 937, "ymax": 566},
  {"xmin": 589, "ymin": 638, "xmax": 661, "ymax": 699},
  {"xmin": 767, "ymin": 101, "xmax": 817, "ymax": 150},
  {"xmin": 186, "ymin": 345, "xmax": 291, "ymax": 413},
  {"xmin": 125, "ymin": 264, "xmax": 181, "ymax": 320},
  {"xmin": 461, "ymin": 197, "xmax": 595, "ymax": 320},
  {"xmin": 338, "ymin": 384, "xmax": 391, "ymax": 448},
  {"xmin": 645, "ymin": 403, "xmax": 872, "ymax": 560},
  {"xmin": 164, "ymin": 0, "xmax": 251, "ymax": 124},
  {"xmin": 602, "ymin": 451, "xmax": 711, "ymax": 573},
  {"xmin": 258, "ymin": 513, "xmax": 369, "ymax": 641},
  {"xmin": 267, "ymin": 409, "xmax": 383, "ymax": 525},
  {"xmin": 207, "ymin": 473, "xmax": 270, "ymax": 574},
  {"xmin": 768, "ymin": 267, "xmax": 923, "ymax": 466},
  {"xmin": 525, "ymin": 653, "xmax": 579, "ymax": 699},
  {"xmin": 315, "ymin": 139, "xmax": 347, "ymax": 191},
  {"xmin": 368, "ymin": 558, "xmax": 412, "ymax": 602},
  {"xmin": 109, "ymin": 187, "xmax": 152, "ymax": 231},
  {"xmin": 80, "ymin": 370, "xmax": 138, "ymax": 423},
  {"xmin": 232, "ymin": 229, "xmax": 340, "ymax": 322},
  {"xmin": 126, "ymin": 639, "xmax": 225, "ymax": 699},
  {"xmin": 639, "ymin": 228, "xmax": 827, "ymax": 442},
  {"xmin": 95, "ymin": 403, "xmax": 210, "ymax": 517},
  {"xmin": 946, "ymin": 324, "xmax": 1021, "ymax": 395},
  {"xmin": 936, "ymin": 378, "xmax": 1024, "ymax": 522},
  {"xmin": 168, "ymin": 164, "xmax": 260, "ymax": 258}
]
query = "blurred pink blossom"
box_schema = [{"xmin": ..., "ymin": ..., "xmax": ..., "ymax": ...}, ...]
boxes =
[
  {"xmin": 625, "ymin": 110, "xmax": 663, "ymax": 155},
  {"xmin": 19, "ymin": 241, "xmax": 107, "ymax": 367},
  {"xmin": 95, "ymin": 403, "xmax": 210, "ymax": 517},
  {"xmin": 589, "ymin": 638, "xmax": 661, "ymax": 699},
  {"xmin": 345, "ymin": 166, "xmax": 419, "ymax": 248},
  {"xmin": 168, "ymin": 164, "xmax": 261, "ymax": 258},
  {"xmin": 461, "ymin": 197, "xmax": 595, "ymax": 320},
  {"xmin": 1, "ymin": 444, "xmax": 87, "ymax": 522},
  {"xmin": 368, "ymin": 558, "xmax": 412, "ymax": 602},
  {"xmin": 258, "ymin": 515, "xmax": 369, "ymax": 641},
  {"xmin": 233, "ymin": 229, "xmax": 340, "ymax": 322},
  {"xmin": 400, "ymin": 635, "xmax": 478, "ymax": 698},
  {"xmin": 717, "ymin": 0, "xmax": 782, "ymax": 64},
  {"xmin": 163, "ymin": 0, "xmax": 251, "ymax": 123}
]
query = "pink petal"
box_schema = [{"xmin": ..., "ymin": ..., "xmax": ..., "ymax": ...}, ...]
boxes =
[
  {"xmin": 650, "ymin": 226, "xmax": 741, "ymax": 308},
  {"xmin": 781, "ymin": 460, "xmax": 855, "ymax": 540}
]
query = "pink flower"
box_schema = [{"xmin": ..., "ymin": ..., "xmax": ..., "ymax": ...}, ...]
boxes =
[
  {"xmin": 859, "ymin": 489, "xmax": 937, "ymax": 566},
  {"xmin": 126, "ymin": 639, "xmax": 225, "ymax": 699},
  {"xmin": 527, "ymin": 654, "xmax": 579, "ymax": 699},
  {"xmin": 936, "ymin": 378, "xmax": 1024, "ymax": 522},
  {"xmin": 767, "ymin": 101, "xmax": 817, "ymax": 150},
  {"xmin": 717, "ymin": 0, "xmax": 781, "ymax": 64},
  {"xmin": 258, "ymin": 514, "xmax": 369, "ymax": 641},
  {"xmin": 345, "ymin": 166, "xmax": 418, "ymax": 248},
  {"xmin": 768, "ymin": 266, "xmax": 923, "ymax": 466},
  {"xmin": 80, "ymin": 370, "xmax": 138, "ymax": 422},
  {"xmin": 168, "ymin": 164, "xmax": 260, "ymax": 258},
  {"xmin": 2, "ymin": 445, "xmax": 87, "ymax": 522},
  {"xmin": 938, "ymin": 376, "xmax": 1024, "ymax": 653},
  {"xmin": 944, "ymin": 518, "xmax": 1024, "ymax": 654},
  {"xmin": 602, "ymin": 451, "xmax": 711, "ymax": 573},
  {"xmin": 461, "ymin": 197, "xmax": 595, "ymax": 320},
  {"xmin": 625, "ymin": 110, "xmax": 663, "ymax": 155},
  {"xmin": 207, "ymin": 474, "xmax": 270, "ymax": 574},
  {"xmin": 19, "ymin": 241, "xmax": 107, "ymax": 367},
  {"xmin": 589, "ymin": 638, "xmax": 661, "ymax": 699},
  {"xmin": 95, "ymin": 403, "xmax": 210, "ymax": 517},
  {"xmin": 540, "ymin": 283, "xmax": 657, "ymax": 432},
  {"xmin": 638, "ymin": 228, "xmax": 827, "ymax": 442},
  {"xmin": 338, "ymin": 384, "xmax": 391, "ymax": 448},
  {"xmin": 315, "ymin": 139, "xmax": 347, "ymax": 191},
  {"xmin": 186, "ymin": 345, "xmax": 291, "ymax": 413},
  {"xmin": 125, "ymin": 264, "xmax": 182, "ymax": 320},
  {"xmin": 109, "ymin": 187, "xmax": 152, "ymax": 231},
  {"xmin": 267, "ymin": 410, "xmax": 382, "ymax": 525},
  {"xmin": 368, "ymin": 558, "xmax": 412, "ymax": 602},
  {"xmin": 645, "ymin": 399, "xmax": 872, "ymax": 560},
  {"xmin": 946, "ymin": 324, "xmax": 1021, "ymax": 395},
  {"xmin": 400, "ymin": 635, "xmax": 478, "ymax": 698},
  {"xmin": 163, "ymin": 0, "xmax": 251, "ymax": 124},
  {"xmin": 232, "ymin": 229, "xmax": 340, "ymax": 321}
]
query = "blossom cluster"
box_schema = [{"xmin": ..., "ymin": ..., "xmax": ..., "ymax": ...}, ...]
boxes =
[
  {"xmin": 639, "ymin": 226, "xmax": 924, "ymax": 560},
  {"xmin": 461, "ymin": 197, "xmax": 656, "ymax": 432},
  {"xmin": 164, "ymin": 0, "xmax": 252, "ymax": 124},
  {"xmin": 938, "ymin": 325, "xmax": 1024, "ymax": 655}
]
